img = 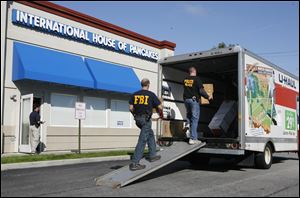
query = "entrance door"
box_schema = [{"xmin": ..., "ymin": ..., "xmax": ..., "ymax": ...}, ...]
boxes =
[{"xmin": 19, "ymin": 94, "xmax": 33, "ymax": 153}]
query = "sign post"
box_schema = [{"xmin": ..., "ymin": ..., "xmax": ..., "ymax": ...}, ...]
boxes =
[
  {"xmin": 78, "ymin": 119, "xmax": 81, "ymax": 154},
  {"xmin": 75, "ymin": 102, "xmax": 86, "ymax": 154}
]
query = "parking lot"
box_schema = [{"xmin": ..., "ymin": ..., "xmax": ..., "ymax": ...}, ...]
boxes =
[{"xmin": 1, "ymin": 153, "xmax": 299, "ymax": 197}]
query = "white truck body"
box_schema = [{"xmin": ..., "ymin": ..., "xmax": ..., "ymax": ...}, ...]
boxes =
[{"xmin": 158, "ymin": 46, "xmax": 299, "ymax": 156}]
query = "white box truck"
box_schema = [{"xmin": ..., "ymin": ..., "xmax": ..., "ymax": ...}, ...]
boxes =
[{"xmin": 157, "ymin": 45, "xmax": 299, "ymax": 169}]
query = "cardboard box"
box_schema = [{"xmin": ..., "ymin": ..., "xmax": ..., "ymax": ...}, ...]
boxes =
[
  {"xmin": 208, "ymin": 100, "xmax": 237, "ymax": 136},
  {"xmin": 162, "ymin": 121, "xmax": 172, "ymax": 137},
  {"xmin": 200, "ymin": 84, "xmax": 214, "ymax": 105},
  {"xmin": 162, "ymin": 120, "xmax": 185, "ymax": 138}
]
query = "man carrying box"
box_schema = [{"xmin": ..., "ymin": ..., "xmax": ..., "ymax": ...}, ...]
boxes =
[{"xmin": 183, "ymin": 67, "xmax": 213, "ymax": 145}]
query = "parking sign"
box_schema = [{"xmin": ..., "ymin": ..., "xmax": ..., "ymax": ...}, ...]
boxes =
[{"xmin": 75, "ymin": 102, "xmax": 86, "ymax": 120}]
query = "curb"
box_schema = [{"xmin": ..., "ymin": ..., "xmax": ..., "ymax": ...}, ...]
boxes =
[{"xmin": 1, "ymin": 155, "xmax": 131, "ymax": 171}]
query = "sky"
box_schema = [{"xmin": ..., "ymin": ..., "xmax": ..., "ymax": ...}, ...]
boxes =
[{"xmin": 53, "ymin": 1, "xmax": 299, "ymax": 76}]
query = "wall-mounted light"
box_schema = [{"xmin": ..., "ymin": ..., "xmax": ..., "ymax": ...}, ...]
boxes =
[{"xmin": 10, "ymin": 95, "xmax": 17, "ymax": 102}]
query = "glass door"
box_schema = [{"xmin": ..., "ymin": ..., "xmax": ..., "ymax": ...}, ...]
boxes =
[{"xmin": 19, "ymin": 94, "xmax": 33, "ymax": 153}]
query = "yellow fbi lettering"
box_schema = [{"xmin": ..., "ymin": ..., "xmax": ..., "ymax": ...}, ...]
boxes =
[
  {"xmin": 134, "ymin": 95, "xmax": 149, "ymax": 105},
  {"xmin": 184, "ymin": 79, "xmax": 194, "ymax": 87}
]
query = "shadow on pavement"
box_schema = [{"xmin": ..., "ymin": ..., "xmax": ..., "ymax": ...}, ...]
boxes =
[
  {"xmin": 273, "ymin": 155, "xmax": 299, "ymax": 164},
  {"xmin": 129, "ymin": 158, "xmax": 245, "ymax": 186},
  {"xmin": 126, "ymin": 154, "xmax": 299, "ymax": 187},
  {"xmin": 110, "ymin": 165, "xmax": 124, "ymax": 170}
]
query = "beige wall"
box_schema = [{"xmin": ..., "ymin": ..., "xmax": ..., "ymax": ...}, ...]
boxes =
[
  {"xmin": 1, "ymin": 2, "xmax": 174, "ymax": 153},
  {"xmin": 2, "ymin": 87, "xmax": 20, "ymax": 153},
  {"xmin": 46, "ymin": 127, "xmax": 140, "ymax": 151},
  {"xmin": 2, "ymin": 125, "xmax": 17, "ymax": 153}
]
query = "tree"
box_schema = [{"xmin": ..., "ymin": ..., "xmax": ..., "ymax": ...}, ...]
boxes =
[
  {"xmin": 218, "ymin": 42, "xmax": 226, "ymax": 48},
  {"xmin": 212, "ymin": 42, "xmax": 236, "ymax": 49}
]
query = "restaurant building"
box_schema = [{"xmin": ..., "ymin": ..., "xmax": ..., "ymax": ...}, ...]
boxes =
[{"xmin": 1, "ymin": 1, "xmax": 176, "ymax": 153}]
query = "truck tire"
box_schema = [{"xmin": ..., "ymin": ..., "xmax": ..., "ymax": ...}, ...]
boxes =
[
  {"xmin": 188, "ymin": 153, "xmax": 210, "ymax": 167},
  {"xmin": 255, "ymin": 143, "xmax": 273, "ymax": 169}
]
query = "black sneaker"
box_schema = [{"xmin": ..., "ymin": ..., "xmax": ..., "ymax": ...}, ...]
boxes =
[
  {"xmin": 129, "ymin": 163, "xmax": 146, "ymax": 171},
  {"xmin": 146, "ymin": 155, "xmax": 161, "ymax": 162}
]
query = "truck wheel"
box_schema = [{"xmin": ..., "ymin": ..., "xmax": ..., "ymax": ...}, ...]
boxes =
[
  {"xmin": 188, "ymin": 153, "xmax": 210, "ymax": 167},
  {"xmin": 255, "ymin": 143, "xmax": 273, "ymax": 169}
]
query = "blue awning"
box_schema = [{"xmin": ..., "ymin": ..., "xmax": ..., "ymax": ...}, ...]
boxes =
[
  {"xmin": 13, "ymin": 42, "xmax": 94, "ymax": 89},
  {"xmin": 85, "ymin": 58, "xmax": 140, "ymax": 94},
  {"xmin": 12, "ymin": 42, "xmax": 141, "ymax": 94}
]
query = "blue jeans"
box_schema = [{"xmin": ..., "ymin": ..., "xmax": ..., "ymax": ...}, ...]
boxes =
[
  {"xmin": 184, "ymin": 99, "xmax": 200, "ymax": 140},
  {"xmin": 132, "ymin": 115, "xmax": 157, "ymax": 164}
]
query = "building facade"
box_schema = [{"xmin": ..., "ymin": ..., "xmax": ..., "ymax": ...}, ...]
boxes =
[{"xmin": 1, "ymin": 1, "xmax": 175, "ymax": 154}]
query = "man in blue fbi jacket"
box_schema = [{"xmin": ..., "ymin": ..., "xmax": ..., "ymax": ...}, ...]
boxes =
[
  {"xmin": 129, "ymin": 78, "xmax": 163, "ymax": 171},
  {"xmin": 183, "ymin": 66, "xmax": 213, "ymax": 145}
]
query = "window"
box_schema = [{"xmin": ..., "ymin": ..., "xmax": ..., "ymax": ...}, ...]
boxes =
[
  {"xmin": 50, "ymin": 93, "xmax": 77, "ymax": 126},
  {"xmin": 110, "ymin": 100, "xmax": 131, "ymax": 128},
  {"xmin": 82, "ymin": 96, "xmax": 107, "ymax": 127}
]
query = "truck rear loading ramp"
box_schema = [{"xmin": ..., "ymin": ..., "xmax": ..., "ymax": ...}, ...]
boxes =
[{"xmin": 95, "ymin": 142, "xmax": 206, "ymax": 188}]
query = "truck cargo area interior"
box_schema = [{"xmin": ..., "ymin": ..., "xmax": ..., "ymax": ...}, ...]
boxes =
[{"xmin": 161, "ymin": 53, "xmax": 239, "ymax": 145}]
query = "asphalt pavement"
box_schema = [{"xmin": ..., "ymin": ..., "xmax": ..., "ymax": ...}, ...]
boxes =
[{"xmin": 1, "ymin": 153, "xmax": 299, "ymax": 197}]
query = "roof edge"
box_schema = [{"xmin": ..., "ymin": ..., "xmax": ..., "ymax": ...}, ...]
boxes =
[{"xmin": 15, "ymin": 1, "xmax": 176, "ymax": 50}]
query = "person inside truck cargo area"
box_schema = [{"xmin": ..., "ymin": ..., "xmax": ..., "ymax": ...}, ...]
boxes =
[
  {"xmin": 128, "ymin": 78, "xmax": 164, "ymax": 171},
  {"xmin": 183, "ymin": 67, "xmax": 213, "ymax": 145}
]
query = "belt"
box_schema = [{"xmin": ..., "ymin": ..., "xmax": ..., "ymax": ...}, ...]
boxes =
[
  {"xmin": 134, "ymin": 114, "xmax": 151, "ymax": 121},
  {"xmin": 185, "ymin": 97, "xmax": 198, "ymax": 101}
]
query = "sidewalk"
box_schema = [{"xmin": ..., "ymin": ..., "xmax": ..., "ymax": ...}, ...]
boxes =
[{"xmin": 1, "ymin": 155, "xmax": 131, "ymax": 171}]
